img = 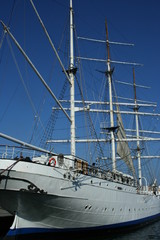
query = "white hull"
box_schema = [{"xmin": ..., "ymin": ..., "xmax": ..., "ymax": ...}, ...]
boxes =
[{"xmin": 0, "ymin": 159, "xmax": 160, "ymax": 238}]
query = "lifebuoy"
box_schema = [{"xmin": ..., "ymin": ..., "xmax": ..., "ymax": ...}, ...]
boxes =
[{"xmin": 49, "ymin": 157, "xmax": 56, "ymax": 167}]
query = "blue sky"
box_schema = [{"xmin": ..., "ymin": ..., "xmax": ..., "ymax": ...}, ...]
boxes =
[{"xmin": 0, "ymin": 0, "xmax": 160, "ymax": 177}]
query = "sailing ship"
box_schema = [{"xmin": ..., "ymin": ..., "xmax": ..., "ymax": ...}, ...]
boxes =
[{"xmin": 0, "ymin": 0, "xmax": 160, "ymax": 239}]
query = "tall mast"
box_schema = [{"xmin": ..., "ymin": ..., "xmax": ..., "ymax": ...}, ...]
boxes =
[
  {"xmin": 105, "ymin": 20, "xmax": 116, "ymax": 171},
  {"xmin": 133, "ymin": 69, "xmax": 142, "ymax": 186},
  {"xmin": 70, "ymin": 0, "xmax": 76, "ymax": 158}
]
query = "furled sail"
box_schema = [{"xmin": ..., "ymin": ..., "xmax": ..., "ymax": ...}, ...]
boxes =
[{"xmin": 116, "ymin": 106, "xmax": 135, "ymax": 176}]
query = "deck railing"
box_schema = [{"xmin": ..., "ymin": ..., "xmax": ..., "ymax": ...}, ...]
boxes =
[{"xmin": 0, "ymin": 145, "xmax": 37, "ymax": 160}]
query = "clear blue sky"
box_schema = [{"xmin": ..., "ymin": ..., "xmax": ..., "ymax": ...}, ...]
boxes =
[{"xmin": 0, "ymin": 0, "xmax": 160, "ymax": 173}]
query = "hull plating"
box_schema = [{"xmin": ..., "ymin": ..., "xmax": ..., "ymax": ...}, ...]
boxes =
[{"xmin": 0, "ymin": 160, "xmax": 160, "ymax": 237}]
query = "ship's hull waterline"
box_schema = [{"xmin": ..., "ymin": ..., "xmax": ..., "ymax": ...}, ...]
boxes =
[
  {"xmin": 0, "ymin": 159, "xmax": 160, "ymax": 239},
  {"xmin": 0, "ymin": 208, "xmax": 13, "ymax": 238}
]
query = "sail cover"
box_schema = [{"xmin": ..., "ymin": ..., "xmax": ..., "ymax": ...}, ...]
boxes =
[{"xmin": 116, "ymin": 106, "xmax": 135, "ymax": 176}]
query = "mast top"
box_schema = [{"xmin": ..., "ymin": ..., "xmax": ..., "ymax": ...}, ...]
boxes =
[
  {"xmin": 70, "ymin": 0, "xmax": 73, "ymax": 8},
  {"xmin": 105, "ymin": 19, "xmax": 111, "ymax": 62}
]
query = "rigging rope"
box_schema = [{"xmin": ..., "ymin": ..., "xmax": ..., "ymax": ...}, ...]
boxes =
[
  {"xmin": 0, "ymin": 0, "xmax": 16, "ymax": 54},
  {"xmin": 39, "ymin": 79, "xmax": 68, "ymax": 150},
  {"xmin": 38, "ymin": 14, "xmax": 70, "ymax": 150},
  {"xmin": 75, "ymin": 74, "xmax": 105, "ymax": 164},
  {"xmin": 73, "ymin": 25, "xmax": 106, "ymax": 165},
  {"xmin": 0, "ymin": 158, "xmax": 22, "ymax": 175}
]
